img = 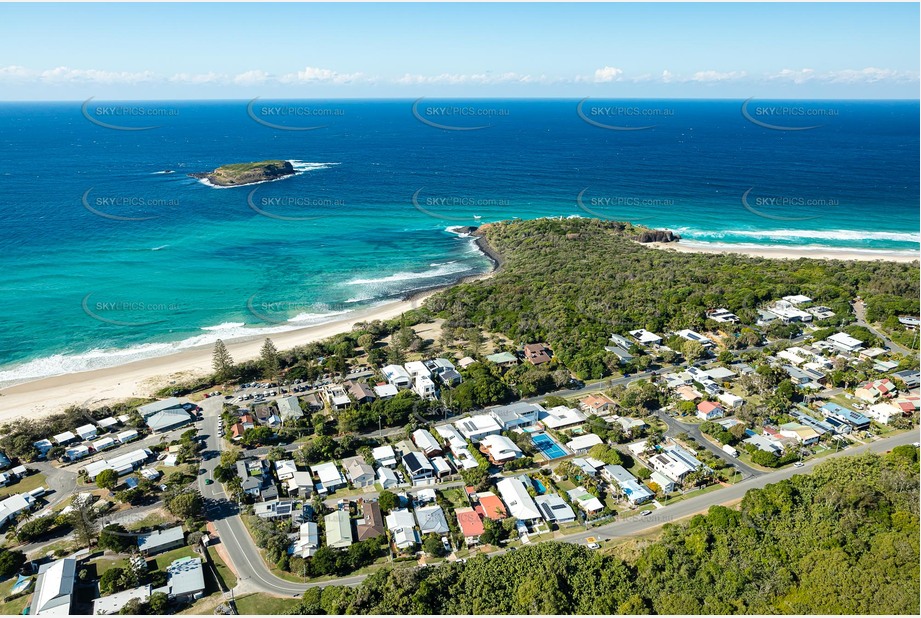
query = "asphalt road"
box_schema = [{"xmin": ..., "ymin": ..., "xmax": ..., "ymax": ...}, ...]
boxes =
[
  {"xmin": 655, "ymin": 412, "xmax": 763, "ymax": 479},
  {"xmin": 852, "ymin": 300, "xmax": 911, "ymax": 355}
]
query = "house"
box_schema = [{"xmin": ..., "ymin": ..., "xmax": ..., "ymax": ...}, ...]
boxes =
[
  {"xmin": 92, "ymin": 437, "xmax": 117, "ymax": 453},
  {"xmin": 33, "ymin": 439, "xmax": 54, "ymax": 458},
  {"xmin": 866, "ymin": 402, "xmax": 902, "ymax": 425},
  {"xmin": 52, "ymin": 431, "xmax": 77, "ymax": 445},
  {"xmin": 430, "ymin": 456, "xmax": 453, "ymax": 478},
  {"xmin": 570, "ymin": 457, "xmax": 599, "ymax": 477},
  {"xmin": 523, "ymin": 343, "xmax": 552, "ymax": 365},
  {"xmin": 0, "ymin": 493, "xmax": 33, "ymax": 527},
  {"xmin": 454, "ymin": 414, "xmax": 503, "ymax": 443},
  {"xmin": 377, "ymin": 466, "xmax": 399, "ymax": 489},
  {"xmin": 411, "ymin": 429, "xmax": 443, "ymax": 457},
  {"xmin": 290, "ymin": 522, "xmax": 320, "ymax": 558},
  {"xmin": 898, "ymin": 316, "xmax": 921, "ymax": 330},
  {"xmin": 285, "ymin": 471, "xmax": 314, "ymax": 497},
  {"xmin": 137, "ymin": 397, "xmax": 184, "ymax": 418},
  {"xmin": 302, "ymin": 393, "xmax": 324, "ymax": 411},
  {"xmin": 807, "ymin": 305, "xmax": 835, "ymax": 320},
  {"xmin": 489, "ymin": 402, "xmax": 542, "ymax": 429},
  {"xmin": 385, "ymin": 509, "xmax": 419, "ymax": 550},
  {"xmin": 650, "ymin": 471, "xmax": 676, "ymax": 493},
  {"xmin": 65, "ymin": 445, "xmax": 91, "ymax": 461},
  {"xmin": 825, "ymin": 332, "xmax": 864, "ymax": 354},
  {"xmin": 413, "ymin": 374, "xmax": 438, "ymax": 399},
  {"xmin": 356, "ymin": 501, "xmax": 385, "ymax": 541},
  {"xmin": 159, "ymin": 557, "xmax": 205, "ymax": 602},
  {"xmin": 325, "ymin": 510, "xmax": 354, "ymax": 549},
  {"xmin": 83, "ymin": 448, "xmax": 151, "ymax": 481},
  {"xmin": 373, "ymin": 383, "xmax": 399, "ymax": 400},
  {"xmin": 273, "ymin": 459, "xmax": 298, "ymax": 481},
  {"xmin": 744, "ymin": 433, "xmax": 785, "ymax": 455},
  {"xmin": 93, "ymin": 585, "xmax": 151, "ymax": 615},
  {"xmin": 140, "ymin": 468, "xmax": 161, "ymax": 482},
  {"xmin": 539, "ymin": 406, "xmax": 587, "ymax": 430},
  {"xmin": 485, "ymin": 351, "xmax": 519, "ymax": 368},
  {"xmin": 312, "ymin": 461, "xmax": 346, "ymax": 494},
  {"xmin": 458, "ymin": 356, "xmax": 477, "ymax": 369},
  {"xmin": 768, "ymin": 300, "xmax": 812, "ymax": 323},
  {"xmin": 137, "ymin": 526, "xmax": 185, "ymax": 555},
  {"xmin": 629, "ymin": 329, "xmax": 662, "ymax": 346},
  {"xmin": 75, "ymin": 424, "xmax": 97, "ymax": 441},
  {"xmin": 402, "ymin": 452, "xmax": 435, "ymax": 483},
  {"xmin": 535, "ymin": 493, "xmax": 576, "ymax": 523},
  {"xmin": 372, "ymin": 445, "xmax": 398, "ymax": 468},
  {"xmin": 580, "ymin": 393, "xmax": 616, "ymax": 415},
  {"xmin": 782, "ymin": 294, "xmax": 812, "ymax": 305},
  {"xmin": 404, "ymin": 360, "xmax": 432, "ymax": 380},
  {"xmin": 566, "ymin": 487, "xmax": 604, "ymax": 514},
  {"xmin": 429, "ymin": 359, "xmax": 462, "ymax": 386},
  {"xmin": 382, "ymin": 364, "xmax": 412, "ymax": 388},
  {"xmin": 253, "ymin": 500, "xmax": 297, "ymax": 520},
  {"xmin": 415, "ymin": 505, "xmax": 450, "ymax": 535},
  {"xmin": 820, "ymin": 403, "xmax": 871, "ymax": 431},
  {"xmin": 717, "ymin": 392, "xmax": 744, "ymax": 409},
  {"xmin": 145, "ymin": 408, "xmax": 192, "ymax": 433},
  {"xmin": 891, "ymin": 369, "xmax": 920, "ymax": 389},
  {"xmin": 615, "ymin": 416, "xmax": 648, "ymax": 434},
  {"xmin": 778, "ymin": 423, "xmax": 821, "ymax": 445},
  {"xmin": 565, "ymin": 433, "xmax": 603, "ymax": 455},
  {"xmin": 647, "ymin": 452, "xmax": 695, "ymax": 483},
  {"xmin": 116, "ymin": 429, "xmax": 139, "ymax": 444},
  {"xmin": 705, "ymin": 367, "xmax": 737, "ymax": 382},
  {"xmin": 602, "ymin": 465, "xmax": 654, "ymax": 504},
  {"xmin": 455, "ymin": 507, "xmax": 485, "ymax": 545},
  {"xmin": 789, "ymin": 410, "xmax": 833, "ymax": 435},
  {"xmin": 324, "ymin": 384, "xmax": 351, "ymax": 410},
  {"xmin": 697, "ymin": 401, "xmax": 725, "ymax": 421},
  {"xmin": 706, "ymin": 308, "xmax": 739, "ymax": 323},
  {"xmin": 346, "ymin": 381, "xmax": 376, "ymax": 405},
  {"xmin": 474, "ymin": 492, "xmax": 508, "ymax": 521},
  {"xmin": 675, "ymin": 329, "xmax": 715, "ymax": 349},
  {"xmin": 276, "ymin": 396, "xmax": 304, "ymax": 422},
  {"xmin": 859, "ymin": 347, "xmax": 888, "ymax": 361},
  {"xmin": 605, "ymin": 345, "xmax": 634, "ymax": 363},
  {"xmin": 30, "ymin": 557, "xmax": 76, "ymax": 616},
  {"xmin": 342, "ymin": 457, "xmax": 376, "ymax": 488},
  {"xmin": 855, "ymin": 378, "xmax": 897, "ymax": 403},
  {"xmin": 610, "ymin": 333, "xmax": 634, "ymax": 350},
  {"xmin": 479, "ymin": 434, "xmax": 522, "ymax": 463},
  {"xmin": 496, "ymin": 478, "xmax": 541, "ymax": 523},
  {"xmin": 240, "ymin": 414, "xmax": 255, "ymax": 430},
  {"xmin": 229, "ymin": 423, "xmax": 245, "ymax": 441},
  {"xmin": 675, "ymin": 385, "xmax": 704, "ymax": 402}
]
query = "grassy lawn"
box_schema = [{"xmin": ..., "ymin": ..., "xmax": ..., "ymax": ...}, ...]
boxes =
[
  {"xmin": 88, "ymin": 556, "xmax": 129, "ymax": 579},
  {"xmin": 234, "ymin": 593, "xmax": 302, "ymax": 615},
  {"xmin": 0, "ymin": 576, "xmax": 31, "ymax": 616},
  {"xmin": 152, "ymin": 546, "xmax": 198, "ymax": 571},
  {"xmin": 439, "ymin": 487, "xmax": 469, "ymax": 509},
  {"xmin": 207, "ymin": 547, "xmax": 237, "ymax": 590},
  {"xmin": 0, "ymin": 473, "xmax": 48, "ymax": 499},
  {"xmin": 125, "ymin": 511, "xmax": 176, "ymax": 532}
]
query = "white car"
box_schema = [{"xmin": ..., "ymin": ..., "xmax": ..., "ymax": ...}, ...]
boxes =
[
  {"xmin": 587, "ymin": 542, "xmax": 600, "ymax": 550},
  {"xmin": 794, "ymin": 462, "xmax": 805, "ymax": 468}
]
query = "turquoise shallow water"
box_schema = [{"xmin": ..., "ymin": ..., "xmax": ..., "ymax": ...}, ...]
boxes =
[{"xmin": 0, "ymin": 99, "xmax": 917, "ymax": 384}]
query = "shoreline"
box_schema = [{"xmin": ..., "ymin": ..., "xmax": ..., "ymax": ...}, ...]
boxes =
[
  {"xmin": 0, "ymin": 230, "xmax": 502, "ymax": 423},
  {"xmin": 646, "ymin": 240, "xmax": 920, "ymax": 263}
]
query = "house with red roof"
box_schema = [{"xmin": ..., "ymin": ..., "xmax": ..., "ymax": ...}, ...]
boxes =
[
  {"xmin": 455, "ymin": 507, "xmax": 485, "ymax": 546},
  {"xmin": 696, "ymin": 401, "xmax": 725, "ymax": 421}
]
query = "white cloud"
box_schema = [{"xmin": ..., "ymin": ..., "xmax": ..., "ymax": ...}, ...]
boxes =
[
  {"xmin": 39, "ymin": 66, "xmax": 156, "ymax": 84},
  {"xmin": 169, "ymin": 72, "xmax": 226, "ymax": 85},
  {"xmin": 394, "ymin": 71, "xmax": 542, "ymax": 85},
  {"xmin": 660, "ymin": 70, "xmax": 677, "ymax": 84},
  {"xmin": 823, "ymin": 67, "xmax": 917, "ymax": 84},
  {"xmin": 279, "ymin": 67, "xmax": 364, "ymax": 84},
  {"xmin": 232, "ymin": 70, "xmax": 270, "ymax": 86},
  {"xmin": 689, "ymin": 70, "xmax": 747, "ymax": 82},
  {"xmin": 0, "ymin": 65, "xmax": 33, "ymax": 79},
  {"xmin": 767, "ymin": 68, "xmax": 817, "ymax": 84},
  {"xmin": 593, "ymin": 66, "xmax": 623, "ymax": 83}
]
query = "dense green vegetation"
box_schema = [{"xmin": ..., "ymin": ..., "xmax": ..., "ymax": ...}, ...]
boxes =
[
  {"xmin": 287, "ymin": 450, "xmax": 919, "ymax": 614},
  {"xmin": 428, "ymin": 218, "xmax": 919, "ymax": 379}
]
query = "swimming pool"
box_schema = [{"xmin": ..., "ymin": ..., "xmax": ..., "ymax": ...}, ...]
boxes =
[{"xmin": 531, "ymin": 432, "xmax": 567, "ymax": 459}]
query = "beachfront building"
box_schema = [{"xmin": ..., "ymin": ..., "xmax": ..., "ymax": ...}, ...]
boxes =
[
  {"xmin": 415, "ymin": 505, "xmax": 450, "ymax": 535},
  {"xmin": 290, "ymin": 522, "xmax": 320, "ymax": 558},
  {"xmin": 276, "ymin": 396, "xmax": 304, "ymax": 422},
  {"xmin": 674, "ymin": 329, "xmax": 715, "ymax": 349},
  {"xmin": 523, "ymin": 343, "xmax": 552, "ymax": 365},
  {"xmin": 602, "ymin": 464, "xmax": 654, "ymax": 505},
  {"xmin": 539, "ymin": 405, "xmax": 587, "ymax": 430},
  {"xmin": 488, "ymin": 402, "xmax": 542, "ymax": 429},
  {"xmin": 83, "ymin": 448, "xmax": 152, "ymax": 481},
  {"xmin": 706, "ymin": 308, "xmax": 739, "ymax": 323},
  {"xmin": 825, "ymin": 332, "xmax": 865, "ymax": 354},
  {"xmin": 629, "ymin": 329, "xmax": 662, "ymax": 346},
  {"xmin": 356, "ymin": 502, "xmax": 386, "ymax": 541},
  {"xmin": 412, "ymin": 429, "xmax": 443, "ymax": 457},
  {"xmin": 311, "ymin": 461, "xmax": 346, "ymax": 494},
  {"xmin": 454, "ymin": 414, "xmax": 502, "ymax": 443},
  {"xmin": 566, "ymin": 486, "xmax": 604, "ymax": 515},
  {"xmin": 373, "ymin": 383, "xmax": 398, "ymax": 400},
  {"xmin": 565, "ymin": 433, "xmax": 603, "ymax": 455},
  {"xmin": 485, "ymin": 351, "xmax": 520, "ymax": 368},
  {"xmin": 696, "ymin": 401, "xmax": 725, "ymax": 421},
  {"xmin": 455, "ymin": 507, "xmax": 485, "ymax": 546},
  {"xmin": 325, "ymin": 511, "xmax": 354, "ymax": 549},
  {"xmin": 479, "ymin": 435, "xmax": 522, "ymax": 464},
  {"xmin": 382, "ymin": 364, "xmax": 412, "ymax": 389},
  {"xmin": 534, "ymin": 494, "xmax": 576, "ymax": 524},
  {"xmin": 30, "ymin": 557, "xmax": 76, "ymax": 616},
  {"xmin": 386, "ymin": 509, "xmax": 419, "ymax": 550},
  {"xmin": 767, "ymin": 300, "xmax": 813, "ymax": 323}
]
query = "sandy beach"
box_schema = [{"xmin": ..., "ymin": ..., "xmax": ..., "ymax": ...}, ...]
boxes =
[
  {"xmin": 0, "ymin": 295, "xmax": 430, "ymax": 424},
  {"xmin": 647, "ymin": 240, "xmax": 920, "ymax": 263}
]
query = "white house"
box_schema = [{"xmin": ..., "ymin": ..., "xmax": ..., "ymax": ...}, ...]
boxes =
[
  {"xmin": 377, "ymin": 466, "xmax": 399, "ymax": 489},
  {"xmin": 274, "ymin": 460, "xmax": 298, "ymax": 481},
  {"xmin": 454, "ymin": 414, "xmax": 502, "ymax": 443},
  {"xmin": 496, "ymin": 478, "xmax": 541, "ymax": 523},
  {"xmin": 372, "ymin": 445, "xmax": 398, "ymax": 468},
  {"xmin": 373, "ymin": 383, "xmax": 399, "ymax": 400},
  {"xmin": 411, "ymin": 429, "xmax": 443, "ymax": 457},
  {"xmin": 413, "ymin": 375, "xmax": 437, "ymax": 400},
  {"xmin": 539, "ymin": 406, "xmax": 587, "ymax": 430},
  {"xmin": 696, "ymin": 401, "xmax": 725, "ymax": 420},
  {"xmin": 382, "ymin": 364, "xmax": 412, "ymax": 389},
  {"xmin": 479, "ymin": 435, "xmax": 522, "ymax": 463},
  {"xmin": 629, "ymin": 329, "xmax": 662, "ymax": 346},
  {"xmin": 75, "ymin": 424, "xmax": 98, "ymax": 441},
  {"xmin": 825, "ymin": 332, "xmax": 864, "ymax": 354},
  {"xmin": 534, "ymin": 494, "xmax": 576, "ymax": 524},
  {"xmin": 311, "ymin": 461, "xmax": 346, "ymax": 494},
  {"xmin": 565, "ymin": 433, "xmax": 603, "ymax": 454},
  {"xmin": 403, "ymin": 361, "xmax": 431, "ymax": 380},
  {"xmin": 717, "ymin": 392, "xmax": 744, "ymax": 409}
]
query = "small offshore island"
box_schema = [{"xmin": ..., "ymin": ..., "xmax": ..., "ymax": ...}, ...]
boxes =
[{"xmin": 190, "ymin": 159, "xmax": 296, "ymax": 187}]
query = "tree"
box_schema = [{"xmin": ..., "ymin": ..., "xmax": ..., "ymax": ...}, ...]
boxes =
[
  {"xmin": 167, "ymin": 490, "xmax": 203, "ymax": 520},
  {"xmin": 99, "ymin": 567, "xmax": 127, "ymax": 595},
  {"xmin": 0, "ymin": 548, "xmax": 25, "ymax": 579},
  {"xmin": 212, "ymin": 339, "xmax": 235, "ymax": 382},
  {"xmin": 98, "ymin": 524, "xmax": 134, "ymax": 553},
  {"xmin": 377, "ymin": 490, "xmax": 399, "ymax": 514},
  {"xmin": 682, "ymin": 340, "xmax": 706, "ymax": 363},
  {"xmin": 260, "ymin": 338, "xmax": 280, "ymax": 379},
  {"xmin": 148, "ymin": 592, "xmax": 169, "ymax": 614},
  {"xmin": 423, "ymin": 533, "xmax": 446, "ymax": 557},
  {"xmin": 95, "ymin": 468, "xmax": 119, "ymax": 491},
  {"xmin": 69, "ymin": 498, "xmax": 99, "ymax": 548}
]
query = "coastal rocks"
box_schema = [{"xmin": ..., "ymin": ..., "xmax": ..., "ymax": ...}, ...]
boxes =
[
  {"xmin": 636, "ymin": 229, "xmax": 681, "ymax": 243},
  {"xmin": 190, "ymin": 160, "xmax": 296, "ymax": 187}
]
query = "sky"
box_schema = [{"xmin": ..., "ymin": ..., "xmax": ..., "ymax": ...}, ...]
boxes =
[{"xmin": 0, "ymin": 2, "xmax": 918, "ymax": 100}]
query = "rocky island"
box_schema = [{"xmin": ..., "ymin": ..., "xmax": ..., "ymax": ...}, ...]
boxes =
[{"xmin": 190, "ymin": 160, "xmax": 296, "ymax": 187}]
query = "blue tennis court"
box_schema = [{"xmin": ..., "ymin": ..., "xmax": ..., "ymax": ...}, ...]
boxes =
[{"xmin": 531, "ymin": 432, "xmax": 567, "ymax": 459}]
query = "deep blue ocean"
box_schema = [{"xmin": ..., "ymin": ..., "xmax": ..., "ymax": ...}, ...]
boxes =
[{"xmin": 0, "ymin": 99, "xmax": 917, "ymax": 385}]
